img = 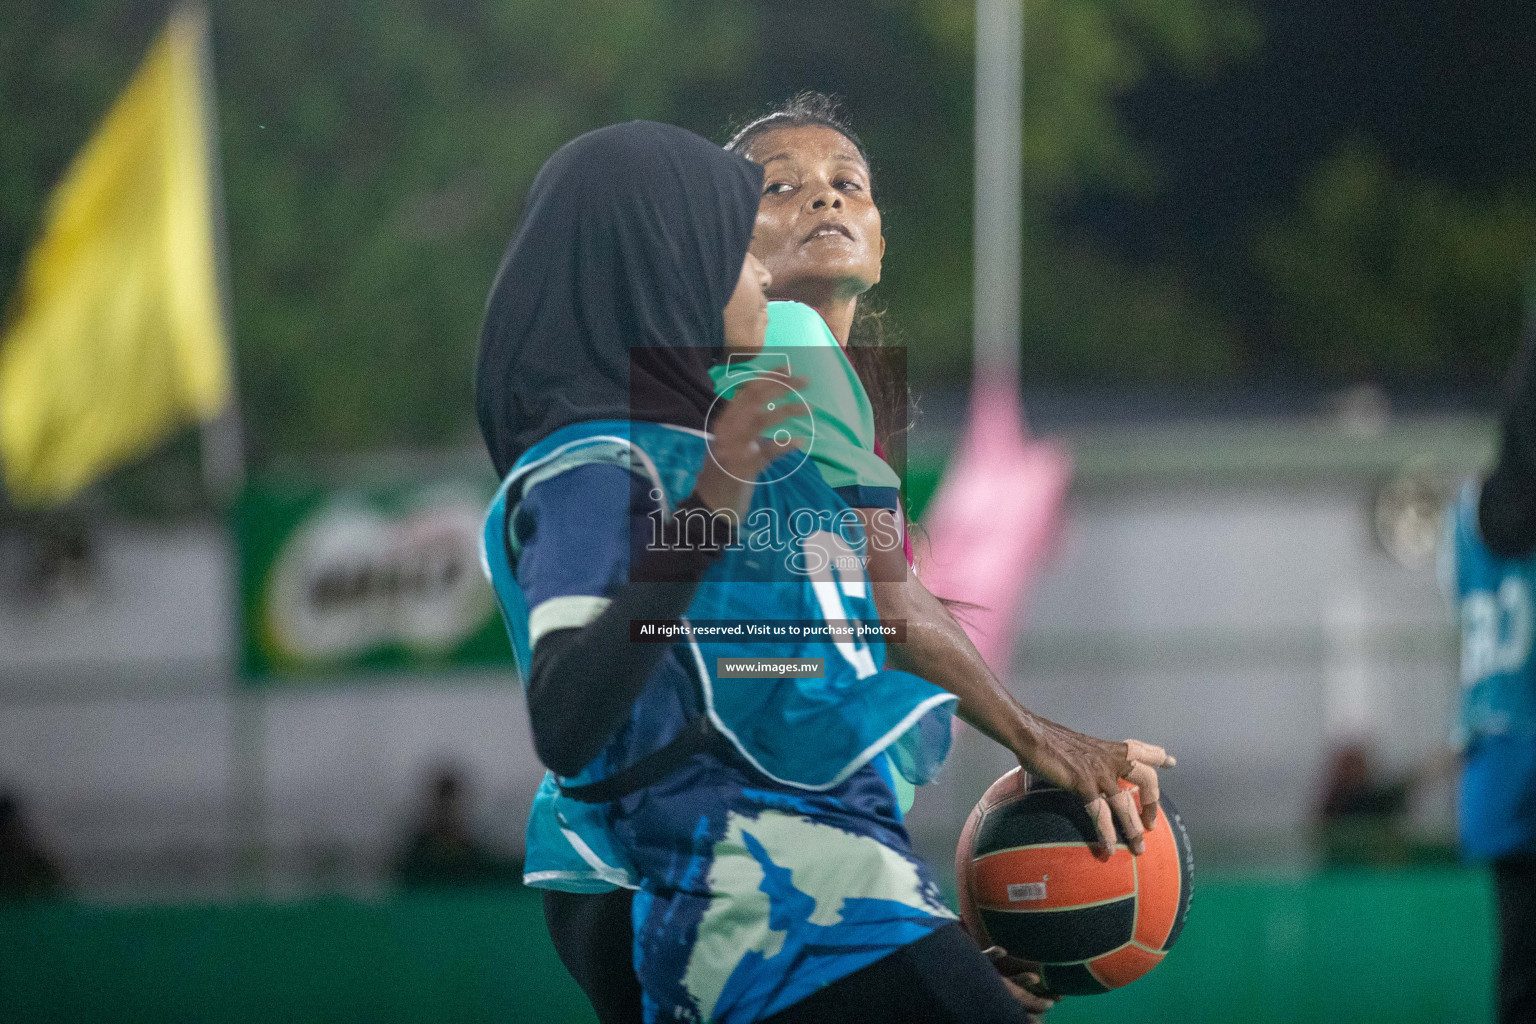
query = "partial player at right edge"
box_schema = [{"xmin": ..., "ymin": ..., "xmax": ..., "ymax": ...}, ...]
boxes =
[{"xmin": 1444, "ymin": 269, "xmax": 1536, "ymax": 1024}]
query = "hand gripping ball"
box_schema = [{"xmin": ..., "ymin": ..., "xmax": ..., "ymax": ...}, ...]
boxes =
[{"xmin": 956, "ymin": 768, "xmax": 1193, "ymax": 995}]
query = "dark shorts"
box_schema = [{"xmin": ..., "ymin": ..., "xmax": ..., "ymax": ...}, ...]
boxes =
[
  {"xmin": 761, "ymin": 921, "xmax": 1029, "ymax": 1024},
  {"xmin": 543, "ymin": 888, "xmax": 644, "ymax": 1024},
  {"xmin": 543, "ymin": 889, "xmax": 1027, "ymax": 1024},
  {"xmin": 1497, "ymin": 857, "xmax": 1536, "ymax": 1024}
]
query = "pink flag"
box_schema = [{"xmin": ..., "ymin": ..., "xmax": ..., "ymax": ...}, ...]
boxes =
[{"xmin": 916, "ymin": 378, "xmax": 1071, "ymax": 671}]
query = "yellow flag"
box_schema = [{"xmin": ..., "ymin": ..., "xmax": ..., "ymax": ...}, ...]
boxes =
[{"xmin": 0, "ymin": 6, "xmax": 230, "ymax": 506}]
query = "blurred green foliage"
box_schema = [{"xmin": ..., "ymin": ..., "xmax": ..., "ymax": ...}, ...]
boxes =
[
  {"xmin": 214, "ymin": 0, "xmax": 750, "ymax": 460},
  {"xmin": 3, "ymin": 0, "xmax": 748, "ymax": 465},
  {"xmin": 1257, "ymin": 141, "xmax": 1536, "ymax": 384},
  {"xmin": 0, "ymin": 0, "xmax": 1528, "ymax": 475}
]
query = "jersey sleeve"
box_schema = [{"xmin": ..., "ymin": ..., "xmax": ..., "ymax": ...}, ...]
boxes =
[
  {"xmin": 717, "ymin": 301, "xmax": 902, "ymax": 509},
  {"xmin": 804, "ymin": 341, "xmax": 901, "ymax": 509},
  {"xmin": 513, "ymin": 463, "xmax": 650, "ymax": 647},
  {"xmin": 761, "ymin": 299, "xmax": 836, "ymax": 349}
]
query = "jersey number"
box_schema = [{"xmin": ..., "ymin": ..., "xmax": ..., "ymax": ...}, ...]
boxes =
[
  {"xmin": 804, "ymin": 530, "xmax": 878, "ymax": 679},
  {"xmin": 1461, "ymin": 577, "xmax": 1533, "ymax": 686}
]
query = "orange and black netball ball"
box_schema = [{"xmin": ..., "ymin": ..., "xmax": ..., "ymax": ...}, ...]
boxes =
[{"xmin": 956, "ymin": 768, "xmax": 1193, "ymax": 995}]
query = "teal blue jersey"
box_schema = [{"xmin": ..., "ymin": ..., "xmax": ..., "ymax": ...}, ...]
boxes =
[
  {"xmin": 483, "ymin": 421, "xmax": 951, "ymax": 791},
  {"xmin": 718, "ymin": 302, "xmax": 916, "ymax": 812},
  {"xmin": 1447, "ymin": 482, "xmax": 1536, "ymax": 860},
  {"xmin": 480, "ymin": 420, "xmax": 955, "ymax": 1021},
  {"xmin": 497, "ymin": 303, "xmax": 920, "ymax": 895}
]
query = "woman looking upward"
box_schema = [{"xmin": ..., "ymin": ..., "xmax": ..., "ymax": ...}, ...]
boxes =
[{"xmin": 727, "ymin": 93, "xmax": 1172, "ymax": 852}]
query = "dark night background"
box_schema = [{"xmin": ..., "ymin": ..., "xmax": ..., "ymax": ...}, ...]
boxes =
[{"xmin": 1104, "ymin": 0, "xmax": 1536, "ymax": 383}]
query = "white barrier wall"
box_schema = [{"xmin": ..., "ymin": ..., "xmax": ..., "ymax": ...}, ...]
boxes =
[
  {"xmin": 0, "ymin": 523, "xmax": 539, "ymax": 894},
  {"xmin": 0, "ymin": 418, "xmax": 1483, "ymax": 893},
  {"xmin": 905, "ymin": 480, "xmax": 1459, "ymax": 872}
]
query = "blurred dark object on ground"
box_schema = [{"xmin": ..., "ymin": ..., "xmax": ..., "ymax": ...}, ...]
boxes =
[
  {"xmin": 2, "ymin": 513, "xmax": 99, "ymax": 607},
  {"xmin": 1315, "ymin": 742, "xmax": 1456, "ymax": 867},
  {"xmin": 0, "ymin": 791, "xmax": 66, "ymax": 900},
  {"xmin": 394, "ymin": 765, "xmax": 519, "ymax": 887}
]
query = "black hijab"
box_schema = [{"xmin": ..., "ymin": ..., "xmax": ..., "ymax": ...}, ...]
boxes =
[{"xmin": 476, "ymin": 121, "xmax": 764, "ymax": 477}]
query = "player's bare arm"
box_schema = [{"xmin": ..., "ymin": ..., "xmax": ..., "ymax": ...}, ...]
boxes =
[{"xmin": 859, "ymin": 509, "xmax": 1174, "ymax": 858}]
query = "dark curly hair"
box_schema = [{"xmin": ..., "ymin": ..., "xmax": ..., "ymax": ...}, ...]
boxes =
[{"xmin": 724, "ymin": 91, "xmax": 873, "ymax": 193}]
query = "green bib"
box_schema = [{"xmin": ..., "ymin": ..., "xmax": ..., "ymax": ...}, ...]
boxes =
[{"xmin": 711, "ymin": 300, "xmax": 900, "ymax": 500}]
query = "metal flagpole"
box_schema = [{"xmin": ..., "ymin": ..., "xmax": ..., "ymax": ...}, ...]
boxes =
[
  {"xmin": 185, "ymin": 1, "xmax": 264, "ymax": 892},
  {"xmin": 945, "ymin": 0, "xmax": 1029, "ymax": 809},
  {"xmin": 189, "ymin": 0, "xmax": 246, "ymax": 506},
  {"xmin": 973, "ymin": 0, "xmax": 1024, "ymax": 386}
]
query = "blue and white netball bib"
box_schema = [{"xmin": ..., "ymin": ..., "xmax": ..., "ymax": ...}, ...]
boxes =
[
  {"xmin": 480, "ymin": 420, "xmax": 956, "ymax": 891},
  {"xmin": 1447, "ymin": 482, "xmax": 1536, "ymax": 860},
  {"xmin": 1450, "ymin": 483, "xmax": 1536, "ymax": 742}
]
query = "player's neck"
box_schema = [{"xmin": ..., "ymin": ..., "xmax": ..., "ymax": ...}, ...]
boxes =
[
  {"xmin": 774, "ymin": 286, "xmax": 859, "ymax": 346},
  {"xmin": 816, "ymin": 299, "xmax": 857, "ymax": 347}
]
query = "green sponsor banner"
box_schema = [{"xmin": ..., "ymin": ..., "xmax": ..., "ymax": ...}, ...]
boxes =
[{"xmin": 235, "ymin": 478, "xmax": 514, "ymax": 682}]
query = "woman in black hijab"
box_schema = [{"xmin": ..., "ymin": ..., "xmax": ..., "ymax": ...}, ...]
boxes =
[
  {"xmin": 478, "ymin": 120, "xmax": 764, "ymax": 476},
  {"xmin": 477, "ymin": 118, "xmax": 789, "ymax": 790},
  {"xmin": 476, "ymin": 121, "xmax": 798, "ymax": 1023},
  {"xmin": 476, "ymin": 122, "xmax": 1031, "ymax": 1024}
]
